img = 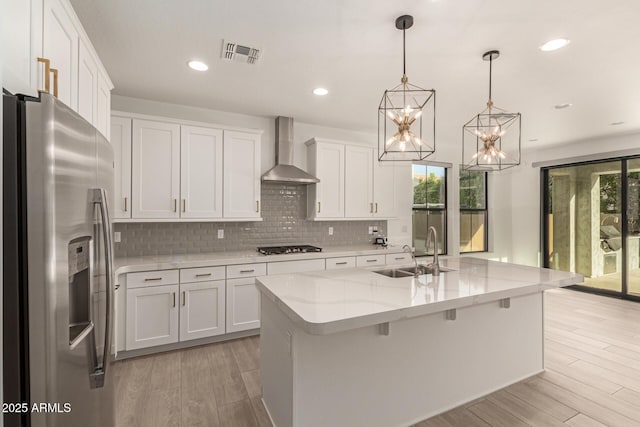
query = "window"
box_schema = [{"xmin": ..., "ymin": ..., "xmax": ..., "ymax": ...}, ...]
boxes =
[
  {"xmin": 459, "ymin": 169, "xmax": 488, "ymax": 253},
  {"xmin": 412, "ymin": 164, "xmax": 446, "ymax": 256}
]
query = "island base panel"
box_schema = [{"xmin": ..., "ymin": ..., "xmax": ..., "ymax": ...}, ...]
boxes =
[{"xmin": 260, "ymin": 292, "xmax": 544, "ymax": 427}]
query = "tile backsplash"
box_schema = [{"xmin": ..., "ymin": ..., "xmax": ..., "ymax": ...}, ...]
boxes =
[{"xmin": 114, "ymin": 183, "xmax": 387, "ymax": 257}]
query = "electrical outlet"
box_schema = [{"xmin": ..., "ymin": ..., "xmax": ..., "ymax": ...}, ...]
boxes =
[
  {"xmin": 328, "ymin": 227, "xmax": 333, "ymax": 235},
  {"xmin": 114, "ymin": 231, "xmax": 121, "ymax": 243},
  {"xmin": 217, "ymin": 229, "xmax": 224, "ymax": 239},
  {"xmin": 372, "ymin": 226, "xmax": 379, "ymax": 233},
  {"xmin": 368, "ymin": 226, "xmax": 374, "ymax": 235}
]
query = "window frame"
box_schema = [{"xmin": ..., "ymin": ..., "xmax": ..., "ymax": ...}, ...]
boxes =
[
  {"xmin": 411, "ymin": 163, "xmax": 448, "ymax": 256},
  {"xmin": 459, "ymin": 169, "xmax": 489, "ymax": 254}
]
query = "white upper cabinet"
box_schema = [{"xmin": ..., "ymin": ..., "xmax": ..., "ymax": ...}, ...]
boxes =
[
  {"xmin": 4, "ymin": 0, "xmax": 113, "ymax": 134},
  {"xmin": 345, "ymin": 145, "xmax": 374, "ymax": 218},
  {"xmin": 373, "ymin": 161, "xmax": 397, "ymax": 218},
  {"xmin": 132, "ymin": 119, "xmax": 181, "ymax": 219},
  {"xmin": 180, "ymin": 126, "xmax": 223, "ymax": 219},
  {"xmin": 96, "ymin": 71, "xmax": 111, "ymax": 138},
  {"xmin": 110, "ymin": 117, "xmax": 132, "ymax": 219},
  {"xmin": 306, "ymin": 139, "xmax": 397, "ymax": 220},
  {"xmin": 77, "ymin": 38, "xmax": 97, "ymax": 124},
  {"xmin": 223, "ymin": 131, "xmax": 262, "ymax": 218},
  {"xmin": 2, "ymin": 0, "xmax": 43, "ymax": 97},
  {"xmin": 43, "ymin": 0, "xmax": 78, "ymax": 109},
  {"xmin": 306, "ymin": 139, "xmax": 345, "ymax": 219}
]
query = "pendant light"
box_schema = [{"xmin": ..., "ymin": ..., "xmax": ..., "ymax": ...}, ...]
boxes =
[
  {"xmin": 378, "ymin": 15, "xmax": 436, "ymax": 162},
  {"xmin": 462, "ymin": 50, "xmax": 521, "ymax": 171}
]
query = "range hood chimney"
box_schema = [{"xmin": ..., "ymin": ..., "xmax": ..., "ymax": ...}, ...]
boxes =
[{"xmin": 261, "ymin": 116, "xmax": 320, "ymax": 184}]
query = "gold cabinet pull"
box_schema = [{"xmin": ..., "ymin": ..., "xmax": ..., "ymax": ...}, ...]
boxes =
[
  {"xmin": 49, "ymin": 68, "xmax": 58, "ymax": 98},
  {"xmin": 173, "ymin": 199, "xmax": 177, "ymax": 212},
  {"xmin": 256, "ymin": 200, "xmax": 260, "ymax": 213},
  {"xmin": 370, "ymin": 202, "xmax": 374, "ymax": 213},
  {"xmin": 124, "ymin": 197, "xmax": 128, "ymax": 212},
  {"xmin": 144, "ymin": 277, "xmax": 162, "ymax": 282},
  {"xmin": 172, "ymin": 292, "xmax": 176, "ymax": 308},
  {"xmin": 375, "ymin": 202, "xmax": 378, "ymax": 214},
  {"xmin": 182, "ymin": 291, "xmax": 186, "ymax": 306},
  {"xmin": 195, "ymin": 273, "xmax": 212, "ymax": 277},
  {"xmin": 182, "ymin": 199, "xmax": 186, "ymax": 212},
  {"xmin": 318, "ymin": 202, "xmax": 321, "ymax": 213},
  {"xmin": 37, "ymin": 57, "xmax": 51, "ymax": 94}
]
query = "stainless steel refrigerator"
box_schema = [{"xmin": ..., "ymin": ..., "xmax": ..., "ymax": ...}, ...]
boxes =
[{"xmin": 3, "ymin": 92, "xmax": 115, "ymax": 427}]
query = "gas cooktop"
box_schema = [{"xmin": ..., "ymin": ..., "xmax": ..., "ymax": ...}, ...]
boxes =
[{"xmin": 257, "ymin": 245, "xmax": 323, "ymax": 255}]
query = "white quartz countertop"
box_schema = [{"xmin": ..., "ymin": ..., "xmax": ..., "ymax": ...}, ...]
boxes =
[
  {"xmin": 114, "ymin": 245, "xmax": 405, "ymax": 276},
  {"xmin": 255, "ymin": 257, "xmax": 584, "ymax": 335}
]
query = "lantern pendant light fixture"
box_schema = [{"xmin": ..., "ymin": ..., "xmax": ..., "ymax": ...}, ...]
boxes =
[
  {"xmin": 378, "ymin": 15, "xmax": 436, "ymax": 162},
  {"xmin": 462, "ymin": 50, "xmax": 521, "ymax": 171}
]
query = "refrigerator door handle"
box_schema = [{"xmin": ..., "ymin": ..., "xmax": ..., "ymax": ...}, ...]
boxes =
[{"xmin": 89, "ymin": 188, "xmax": 114, "ymax": 389}]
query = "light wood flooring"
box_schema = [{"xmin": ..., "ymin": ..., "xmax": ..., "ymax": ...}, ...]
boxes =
[
  {"xmin": 115, "ymin": 288, "xmax": 640, "ymax": 427},
  {"xmin": 583, "ymin": 268, "xmax": 640, "ymax": 295}
]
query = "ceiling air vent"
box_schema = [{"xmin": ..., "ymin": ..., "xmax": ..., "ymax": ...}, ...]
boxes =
[{"xmin": 222, "ymin": 40, "xmax": 261, "ymax": 64}]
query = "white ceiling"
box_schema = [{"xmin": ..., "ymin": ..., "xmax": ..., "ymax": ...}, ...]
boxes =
[{"xmin": 71, "ymin": 0, "xmax": 640, "ymax": 148}]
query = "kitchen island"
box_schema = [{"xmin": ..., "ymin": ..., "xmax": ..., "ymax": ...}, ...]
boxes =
[{"xmin": 255, "ymin": 257, "xmax": 583, "ymax": 427}]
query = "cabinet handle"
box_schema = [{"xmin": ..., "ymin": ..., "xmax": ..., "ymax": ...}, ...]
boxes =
[
  {"xmin": 173, "ymin": 199, "xmax": 177, "ymax": 212},
  {"xmin": 366, "ymin": 259, "xmax": 377, "ymax": 263},
  {"xmin": 182, "ymin": 199, "xmax": 186, "ymax": 212},
  {"xmin": 336, "ymin": 262, "xmax": 348, "ymax": 265},
  {"xmin": 124, "ymin": 197, "xmax": 128, "ymax": 212},
  {"xmin": 115, "ymin": 284, "xmax": 121, "ymax": 290},
  {"xmin": 49, "ymin": 68, "xmax": 58, "ymax": 98},
  {"xmin": 395, "ymin": 257, "xmax": 404, "ymax": 260},
  {"xmin": 370, "ymin": 202, "xmax": 374, "ymax": 213},
  {"xmin": 195, "ymin": 273, "xmax": 212, "ymax": 277},
  {"xmin": 144, "ymin": 277, "xmax": 162, "ymax": 281},
  {"xmin": 318, "ymin": 202, "xmax": 321, "ymax": 213},
  {"xmin": 172, "ymin": 292, "xmax": 176, "ymax": 308},
  {"xmin": 375, "ymin": 203, "xmax": 378, "ymax": 214},
  {"xmin": 182, "ymin": 291, "xmax": 186, "ymax": 306},
  {"xmin": 240, "ymin": 269, "xmax": 255, "ymax": 273},
  {"xmin": 256, "ymin": 200, "xmax": 260, "ymax": 213},
  {"xmin": 37, "ymin": 57, "xmax": 51, "ymax": 93}
]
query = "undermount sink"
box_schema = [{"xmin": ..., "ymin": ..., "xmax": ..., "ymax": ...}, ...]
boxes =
[
  {"xmin": 372, "ymin": 266, "xmax": 455, "ymax": 278},
  {"xmin": 373, "ymin": 269, "xmax": 414, "ymax": 278}
]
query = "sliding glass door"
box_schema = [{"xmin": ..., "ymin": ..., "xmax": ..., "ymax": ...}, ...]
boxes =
[{"xmin": 543, "ymin": 157, "xmax": 640, "ymax": 300}]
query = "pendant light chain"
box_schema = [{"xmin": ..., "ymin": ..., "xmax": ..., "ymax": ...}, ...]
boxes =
[
  {"xmin": 402, "ymin": 24, "xmax": 406, "ymax": 77},
  {"xmin": 488, "ymin": 55, "xmax": 493, "ymax": 103}
]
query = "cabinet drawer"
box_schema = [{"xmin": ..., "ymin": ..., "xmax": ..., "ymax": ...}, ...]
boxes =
[
  {"xmin": 127, "ymin": 270, "xmax": 179, "ymax": 289},
  {"xmin": 227, "ymin": 263, "xmax": 267, "ymax": 279},
  {"xmin": 325, "ymin": 256, "xmax": 356, "ymax": 270},
  {"xmin": 385, "ymin": 253, "xmax": 413, "ymax": 265},
  {"xmin": 180, "ymin": 266, "xmax": 225, "ymax": 283},
  {"xmin": 268, "ymin": 258, "xmax": 325, "ymax": 275},
  {"xmin": 356, "ymin": 254, "xmax": 386, "ymax": 267}
]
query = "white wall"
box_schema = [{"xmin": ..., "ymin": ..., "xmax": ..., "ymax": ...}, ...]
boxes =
[
  {"xmin": 509, "ymin": 132, "xmax": 640, "ymax": 267},
  {"xmin": 111, "ymin": 95, "xmax": 516, "ymax": 258}
]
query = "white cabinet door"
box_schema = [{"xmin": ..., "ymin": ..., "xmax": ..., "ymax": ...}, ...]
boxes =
[
  {"xmin": 373, "ymin": 161, "xmax": 396, "ymax": 218},
  {"xmin": 77, "ymin": 38, "xmax": 97, "ymax": 124},
  {"xmin": 126, "ymin": 284, "xmax": 179, "ymax": 350},
  {"xmin": 179, "ymin": 280, "xmax": 226, "ymax": 341},
  {"xmin": 110, "ymin": 117, "xmax": 132, "ymax": 219},
  {"xmin": 345, "ymin": 146, "xmax": 373, "ymax": 218},
  {"xmin": 43, "ymin": 0, "xmax": 78, "ymax": 109},
  {"xmin": 96, "ymin": 71, "xmax": 111, "ymax": 139},
  {"xmin": 132, "ymin": 119, "xmax": 180, "ymax": 218},
  {"xmin": 2, "ymin": 0, "xmax": 42, "ymax": 97},
  {"xmin": 226, "ymin": 278, "xmax": 260, "ymax": 333},
  {"xmin": 180, "ymin": 126, "xmax": 223, "ymax": 219},
  {"xmin": 223, "ymin": 131, "xmax": 261, "ymax": 218},
  {"xmin": 307, "ymin": 140, "xmax": 345, "ymax": 218}
]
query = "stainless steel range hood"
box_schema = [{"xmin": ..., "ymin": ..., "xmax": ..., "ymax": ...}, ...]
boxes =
[{"xmin": 261, "ymin": 116, "xmax": 320, "ymax": 184}]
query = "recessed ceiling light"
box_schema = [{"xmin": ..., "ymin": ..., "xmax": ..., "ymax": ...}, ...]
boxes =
[
  {"xmin": 610, "ymin": 121, "xmax": 625, "ymax": 126},
  {"xmin": 313, "ymin": 88, "xmax": 329, "ymax": 96},
  {"xmin": 187, "ymin": 60, "xmax": 208, "ymax": 71},
  {"xmin": 554, "ymin": 103, "xmax": 573, "ymax": 110},
  {"xmin": 539, "ymin": 38, "xmax": 570, "ymax": 52}
]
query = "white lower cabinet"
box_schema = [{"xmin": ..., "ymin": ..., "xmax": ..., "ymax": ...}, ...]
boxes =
[
  {"xmin": 126, "ymin": 284, "xmax": 179, "ymax": 350},
  {"xmin": 226, "ymin": 278, "xmax": 261, "ymax": 333},
  {"xmin": 179, "ymin": 280, "xmax": 226, "ymax": 340}
]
